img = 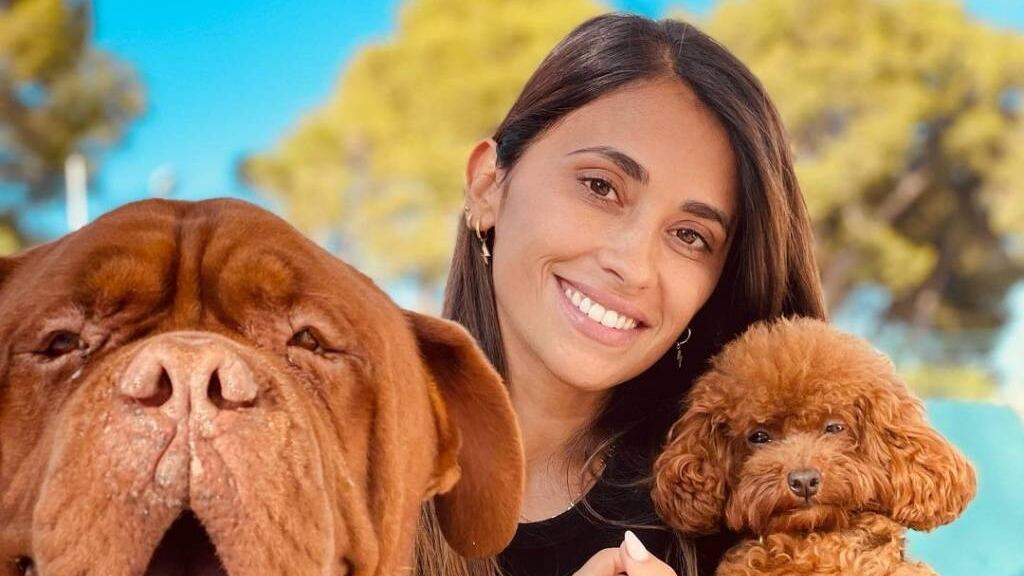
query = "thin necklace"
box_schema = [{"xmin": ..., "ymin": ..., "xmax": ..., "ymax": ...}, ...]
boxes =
[{"xmin": 518, "ymin": 442, "xmax": 617, "ymax": 523}]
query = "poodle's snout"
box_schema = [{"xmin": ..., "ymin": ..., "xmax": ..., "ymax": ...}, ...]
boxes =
[{"xmin": 788, "ymin": 468, "xmax": 822, "ymax": 499}]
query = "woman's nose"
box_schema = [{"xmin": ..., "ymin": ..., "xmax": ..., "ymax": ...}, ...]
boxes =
[{"xmin": 595, "ymin": 225, "xmax": 658, "ymax": 290}]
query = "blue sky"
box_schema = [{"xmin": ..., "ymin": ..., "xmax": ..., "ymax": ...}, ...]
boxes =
[{"xmin": 14, "ymin": 0, "xmax": 1024, "ymax": 393}]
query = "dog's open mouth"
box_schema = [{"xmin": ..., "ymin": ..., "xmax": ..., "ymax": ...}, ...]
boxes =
[{"xmin": 144, "ymin": 510, "xmax": 228, "ymax": 576}]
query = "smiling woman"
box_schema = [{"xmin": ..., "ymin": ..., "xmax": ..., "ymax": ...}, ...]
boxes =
[{"xmin": 415, "ymin": 13, "xmax": 827, "ymax": 576}]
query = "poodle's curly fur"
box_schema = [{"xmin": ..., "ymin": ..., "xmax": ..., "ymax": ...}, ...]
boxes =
[{"xmin": 652, "ymin": 317, "xmax": 976, "ymax": 576}]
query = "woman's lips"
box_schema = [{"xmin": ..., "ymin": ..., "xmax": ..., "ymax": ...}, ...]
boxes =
[{"xmin": 555, "ymin": 276, "xmax": 646, "ymax": 347}]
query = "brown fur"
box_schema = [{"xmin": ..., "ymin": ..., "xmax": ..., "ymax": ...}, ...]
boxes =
[
  {"xmin": 0, "ymin": 199, "xmax": 523, "ymax": 575},
  {"xmin": 652, "ymin": 317, "xmax": 975, "ymax": 575}
]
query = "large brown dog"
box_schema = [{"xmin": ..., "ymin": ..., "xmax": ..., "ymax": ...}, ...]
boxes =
[{"xmin": 0, "ymin": 199, "xmax": 523, "ymax": 575}]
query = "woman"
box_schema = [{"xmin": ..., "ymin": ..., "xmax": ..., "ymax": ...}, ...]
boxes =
[{"xmin": 416, "ymin": 13, "xmax": 826, "ymax": 576}]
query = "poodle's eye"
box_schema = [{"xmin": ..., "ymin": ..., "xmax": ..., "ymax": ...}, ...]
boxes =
[
  {"xmin": 825, "ymin": 422, "xmax": 846, "ymax": 434},
  {"xmin": 748, "ymin": 430, "xmax": 772, "ymax": 444}
]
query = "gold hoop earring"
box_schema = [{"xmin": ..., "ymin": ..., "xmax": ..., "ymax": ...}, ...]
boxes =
[{"xmin": 464, "ymin": 210, "xmax": 491, "ymax": 267}]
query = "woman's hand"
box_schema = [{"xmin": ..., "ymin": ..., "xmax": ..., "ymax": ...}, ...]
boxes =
[{"xmin": 572, "ymin": 531, "xmax": 678, "ymax": 576}]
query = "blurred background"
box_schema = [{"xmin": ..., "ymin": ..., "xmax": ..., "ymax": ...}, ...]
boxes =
[{"xmin": 1, "ymin": 0, "xmax": 1021, "ymax": 573}]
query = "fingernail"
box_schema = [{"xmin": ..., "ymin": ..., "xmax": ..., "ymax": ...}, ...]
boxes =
[{"xmin": 623, "ymin": 530, "xmax": 651, "ymax": 562}]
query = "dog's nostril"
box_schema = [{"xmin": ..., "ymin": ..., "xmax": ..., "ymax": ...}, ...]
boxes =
[
  {"xmin": 209, "ymin": 371, "xmax": 226, "ymax": 409},
  {"xmin": 136, "ymin": 370, "xmax": 174, "ymax": 408},
  {"xmin": 208, "ymin": 370, "xmax": 256, "ymax": 411},
  {"xmin": 14, "ymin": 556, "xmax": 35, "ymax": 576}
]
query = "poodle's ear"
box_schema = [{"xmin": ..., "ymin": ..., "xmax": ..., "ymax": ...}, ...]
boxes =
[
  {"xmin": 861, "ymin": 375, "xmax": 976, "ymax": 531},
  {"xmin": 652, "ymin": 381, "xmax": 731, "ymax": 535},
  {"xmin": 404, "ymin": 311, "xmax": 524, "ymax": 558}
]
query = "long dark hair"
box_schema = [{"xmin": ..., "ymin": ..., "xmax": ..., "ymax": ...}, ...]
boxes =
[{"xmin": 418, "ymin": 12, "xmax": 826, "ymax": 576}]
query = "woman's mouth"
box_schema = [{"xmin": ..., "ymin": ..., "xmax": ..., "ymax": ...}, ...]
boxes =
[{"xmin": 555, "ymin": 276, "xmax": 647, "ymax": 347}]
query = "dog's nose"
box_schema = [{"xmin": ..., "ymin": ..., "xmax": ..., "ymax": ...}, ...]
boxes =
[
  {"xmin": 118, "ymin": 331, "xmax": 258, "ymax": 418},
  {"xmin": 787, "ymin": 468, "xmax": 822, "ymax": 499}
]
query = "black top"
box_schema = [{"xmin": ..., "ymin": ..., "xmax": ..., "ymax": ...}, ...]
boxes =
[{"xmin": 497, "ymin": 450, "xmax": 734, "ymax": 576}]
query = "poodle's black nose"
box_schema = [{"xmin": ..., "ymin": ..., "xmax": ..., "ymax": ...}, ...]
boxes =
[{"xmin": 788, "ymin": 468, "xmax": 821, "ymax": 499}]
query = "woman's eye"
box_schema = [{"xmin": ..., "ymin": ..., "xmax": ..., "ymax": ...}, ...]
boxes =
[
  {"xmin": 748, "ymin": 430, "xmax": 772, "ymax": 444},
  {"xmin": 42, "ymin": 331, "xmax": 83, "ymax": 359},
  {"xmin": 825, "ymin": 422, "xmax": 845, "ymax": 434},
  {"xmin": 581, "ymin": 177, "xmax": 619, "ymax": 202},
  {"xmin": 288, "ymin": 328, "xmax": 323, "ymax": 353},
  {"xmin": 674, "ymin": 228, "xmax": 709, "ymax": 251}
]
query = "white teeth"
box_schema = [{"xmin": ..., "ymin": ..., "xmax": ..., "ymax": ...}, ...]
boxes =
[
  {"xmin": 562, "ymin": 283, "xmax": 639, "ymax": 331},
  {"xmin": 600, "ymin": 309, "xmax": 618, "ymax": 327},
  {"xmin": 580, "ymin": 297, "xmax": 592, "ymax": 314}
]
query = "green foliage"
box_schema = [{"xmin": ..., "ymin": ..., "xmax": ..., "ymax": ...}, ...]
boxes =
[
  {"xmin": 703, "ymin": 0, "xmax": 1024, "ymax": 333},
  {"xmin": 0, "ymin": 223, "xmax": 17, "ymax": 255},
  {"xmin": 243, "ymin": 0, "xmax": 603, "ymax": 290},
  {"xmin": 1, "ymin": 0, "xmax": 143, "ymax": 236},
  {"xmin": 900, "ymin": 362, "xmax": 998, "ymax": 400}
]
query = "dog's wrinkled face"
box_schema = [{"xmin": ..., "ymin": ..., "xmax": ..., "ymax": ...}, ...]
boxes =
[
  {"xmin": 652, "ymin": 317, "xmax": 975, "ymax": 537},
  {"xmin": 0, "ymin": 199, "xmax": 523, "ymax": 576}
]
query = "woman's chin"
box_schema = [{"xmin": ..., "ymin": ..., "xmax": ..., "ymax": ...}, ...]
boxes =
[{"xmin": 544, "ymin": 350, "xmax": 640, "ymax": 394}]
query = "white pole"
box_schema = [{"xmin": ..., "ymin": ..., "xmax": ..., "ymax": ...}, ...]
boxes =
[
  {"xmin": 65, "ymin": 153, "xmax": 88, "ymax": 231},
  {"xmin": 148, "ymin": 164, "xmax": 177, "ymax": 198}
]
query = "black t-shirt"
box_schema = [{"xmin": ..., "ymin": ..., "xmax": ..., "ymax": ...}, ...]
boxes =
[{"xmin": 497, "ymin": 450, "xmax": 734, "ymax": 576}]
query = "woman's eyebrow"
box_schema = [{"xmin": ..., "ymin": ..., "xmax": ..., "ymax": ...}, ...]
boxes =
[
  {"xmin": 567, "ymin": 146, "xmax": 649, "ymax": 185},
  {"xmin": 681, "ymin": 200, "xmax": 732, "ymax": 235}
]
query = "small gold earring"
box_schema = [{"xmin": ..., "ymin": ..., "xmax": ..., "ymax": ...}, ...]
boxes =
[{"xmin": 474, "ymin": 218, "xmax": 491, "ymax": 266}]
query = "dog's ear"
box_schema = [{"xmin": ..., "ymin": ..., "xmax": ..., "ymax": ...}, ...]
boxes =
[
  {"xmin": 0, "ymin": 255, "xmax": 15, "ymax": 290},
  {"xmin": 861, "ymin": 375, "xmax": 976, "ymax": 531},
  {"xmin": 652, "ymin": 378, "xmax": 731, "ymax": 535},
  {"xmin": 404, "ymin": 311, "xmax": 524, "ymax": 558}
]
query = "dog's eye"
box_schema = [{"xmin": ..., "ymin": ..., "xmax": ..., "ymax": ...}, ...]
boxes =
[
  {"xmin": 42, "ymin": 331, "xmax": 84, "ymax": 359},
  {"xmin": 288, "ymin": 328, "xmax": 323, "ymax": 353},
  {"xmin": 748, "ymin": 430, "xmax": 772, "ymax": 444},
  {"xmin": 825, "ymin": 422, "xmax": 845, "ymax": 434}
]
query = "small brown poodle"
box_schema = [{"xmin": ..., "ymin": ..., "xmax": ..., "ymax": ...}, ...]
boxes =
[{"xmin": 652, "ymin": 317, "xmax": 976, "ymax": 576}]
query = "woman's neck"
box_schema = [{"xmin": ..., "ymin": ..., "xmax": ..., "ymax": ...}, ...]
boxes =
[{"xmin": 505, "ymin": 351, "xmax": 611, "ymax": 522}]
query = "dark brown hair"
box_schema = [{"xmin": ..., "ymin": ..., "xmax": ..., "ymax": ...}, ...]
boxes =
[{"xmin": 418, "ymin": 12, "xmax": 826, "ymax": 576}]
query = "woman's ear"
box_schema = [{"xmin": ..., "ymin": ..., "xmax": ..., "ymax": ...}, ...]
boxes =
[
  {"xmin": 863, "ymin": 376, "xmax": 976, "ymax": 531},
  {"xmin": 652, "ymin": 379, "xmax": 731, "ymax": 535},
  {"xmin": 464, "ymin": 138, "xmax": 501, "ymax": 231},
  {"xmin": 404, "ymin": 310, "xmax": 524, "ymax": 558}
]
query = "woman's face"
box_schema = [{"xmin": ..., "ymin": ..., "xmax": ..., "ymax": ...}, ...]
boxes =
[{"xmin": 471, "ymin": 78, "xmax": 738, "ymax": 393}]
